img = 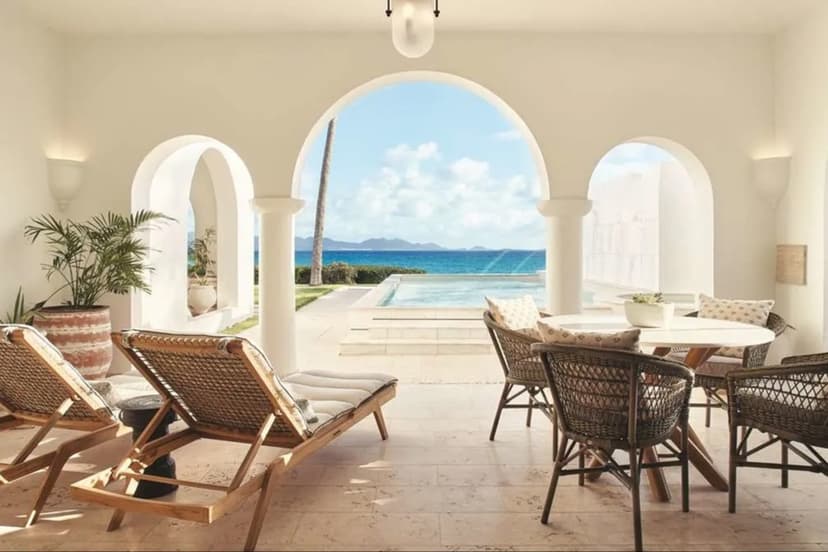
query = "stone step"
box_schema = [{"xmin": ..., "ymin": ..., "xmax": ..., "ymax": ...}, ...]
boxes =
[
  {"xmin": 365, "ymin": 324, "xmax": 489, "ymax": 340},
  {"xmin": 339, "ymin": 336, "xmax": 494, "ymax": 356}
]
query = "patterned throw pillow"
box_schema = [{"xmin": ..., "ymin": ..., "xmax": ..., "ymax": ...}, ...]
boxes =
[
  {"xmin": 536, "ymin": 319, "xmax": 641, "ymax": 351},
  {"xmin": 485, "ymin": 295, "xmax": 542, "ymax": 340},
  {"xmin": 698, "ymin": 294, "xmax": 774, "ymax": 358}
]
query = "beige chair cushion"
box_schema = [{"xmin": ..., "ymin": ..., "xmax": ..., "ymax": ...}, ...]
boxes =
[
  {"xmin": 699, "ymin": 294, "xmax": 774, "ymax": 358},
  {"xmin": 537, "ymin": 319, "xmax": 641, "ymax": 351},
  {"xmin": 485, "ymin": 295, "xmax": 542, "ymax": 340},
  {"xmin": 282, "ymin": 370, "xmax": 397, "ymax": 433}
]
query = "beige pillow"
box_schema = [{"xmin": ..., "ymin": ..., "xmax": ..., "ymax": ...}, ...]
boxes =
[
  {"xmin": 537, "ymin": 319, "xmax": 641, "ymax": 351},
  {"xmin": 485, "ymin": 295, "xmax": 542, "ymax": 340},
  {"xmin": 699, "ymin": 294, "xmax": 774, "ymax": 358}
]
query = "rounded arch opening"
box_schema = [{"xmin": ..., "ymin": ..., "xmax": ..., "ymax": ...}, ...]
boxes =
[
  {"xmin": 584, "ymin": 136, "xmax": 714, "ymax": 298},
  {"xmin": 291, "ymin": 70, "xmax": 550, "ymax": 201},
  {"xmin": 131, "ymin": 135, "xmax": 255, "ymax": 331}
]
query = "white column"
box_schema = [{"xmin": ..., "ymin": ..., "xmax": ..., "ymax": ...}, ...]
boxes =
[
  {"xmin": 537, "ymin": 198, "xmax": 593, "ymax": 314},
  {"xmin": 252, "ymin": 196, "xmax": 305, "ymax": 376}
]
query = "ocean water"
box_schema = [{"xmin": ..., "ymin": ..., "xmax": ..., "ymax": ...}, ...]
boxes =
[{"xmin": 290, "ymin": 250, "xmax": 545, "ymax": 274}]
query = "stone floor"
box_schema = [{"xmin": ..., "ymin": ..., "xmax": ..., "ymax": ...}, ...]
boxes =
[
  {"xmin": 1, "ymin": 288, "xmax": 825, "ymax": 551},
  {"xmin": 1, "ymin": 384, "xmax": 826, "ymax": 551}
]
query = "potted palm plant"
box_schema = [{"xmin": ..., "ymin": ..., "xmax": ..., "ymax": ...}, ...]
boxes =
[
  {"xmin": 187, "ymin": 227, "xmax": 217, "ymax": 316},
  {"xmin": 24, "ymin": 211, "xmax": 170, "ymax": 379},
  {"xmin": 624, "ymin": 292, "xmax": 675, "ymax": 328}
]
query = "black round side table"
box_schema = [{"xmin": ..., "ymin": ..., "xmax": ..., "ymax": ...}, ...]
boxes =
[{"xmin": 117, "ymin": 394, "xmax": 179, "ymax": 499}]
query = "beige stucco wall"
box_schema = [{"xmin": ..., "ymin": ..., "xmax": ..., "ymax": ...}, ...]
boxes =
[
  {"xmin": 0, "ymin": 3, "xmax": 63, "ymax": 313},
  {"xmin": 774, "ymin": 7, "xmax": 828, "ymax": 354}
]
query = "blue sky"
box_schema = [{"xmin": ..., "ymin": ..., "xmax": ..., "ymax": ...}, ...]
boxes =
[{"xmin": 295, "ymin": 81, "xmax": 675, "ymax": 250}]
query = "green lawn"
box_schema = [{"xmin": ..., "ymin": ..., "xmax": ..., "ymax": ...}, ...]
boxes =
[{"xmin": 221, "ymin": 285, "xmax": 339, "ymax": 335}]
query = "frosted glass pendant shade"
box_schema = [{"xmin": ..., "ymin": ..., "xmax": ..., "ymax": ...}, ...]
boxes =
[{"xmin": 391, "ymin": 0, "xmax": 435, "ymax": 58}]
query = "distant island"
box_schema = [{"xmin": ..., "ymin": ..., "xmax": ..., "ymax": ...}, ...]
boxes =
[{"xmin": 294, "ymin": 236, "xmax": 489, "ymax": 252}]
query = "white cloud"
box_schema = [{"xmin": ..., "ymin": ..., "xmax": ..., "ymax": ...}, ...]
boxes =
[
  {"xmin": 296, "ymin": 141, "xmax": 545, "ymax": 250},
  {"xmin": 492, "ymin": 129, "xmax": 523, "ymax": 142},
  {"xmin": 450, "ymin": 158, "xmax": 490, "ymax": 182},
  {"xmin": 385, "ymin": 142, "xmax": 439, "ymax": 165}
]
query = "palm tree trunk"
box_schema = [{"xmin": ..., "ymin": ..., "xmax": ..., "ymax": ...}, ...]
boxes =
[{"xmin": 310, "ymin": 118, "xmax": 336, "ymax": 286}]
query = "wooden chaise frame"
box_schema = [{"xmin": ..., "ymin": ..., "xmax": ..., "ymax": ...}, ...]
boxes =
[
  {"xmin": 72, "ymin": 330, "xmax": 396, "ymax": 552},
  {"xmin": 0, "ymin": 325, "xmax": 120, "ymax": 527}
]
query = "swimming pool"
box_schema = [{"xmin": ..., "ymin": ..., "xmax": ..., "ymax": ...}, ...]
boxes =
[{"xmin": 379, "ymin": 275, "xmax": 549, "ymax": 307}]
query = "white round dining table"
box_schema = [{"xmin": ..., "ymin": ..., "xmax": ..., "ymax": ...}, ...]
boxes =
[
  {"xmin": 544, "ymin": 314, "xmax": 775, "ymax": 350},
  {"xmin": 541, "ymin": 313, "xmax": 776, "ymax": 502}
]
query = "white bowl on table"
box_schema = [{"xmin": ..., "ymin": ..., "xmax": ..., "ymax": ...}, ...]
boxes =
[{"xmin": 623, "ymin": 301, "xmax": 675, "ymax": 328}]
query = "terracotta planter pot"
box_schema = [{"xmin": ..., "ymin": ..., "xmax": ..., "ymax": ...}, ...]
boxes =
[{"xmin": 34, "ymin": 306, "xmax": 113, "ymax": 380}]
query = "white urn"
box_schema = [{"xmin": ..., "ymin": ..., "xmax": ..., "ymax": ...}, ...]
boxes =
[{"xmin": 188, "ymin": 284, "xmax": 217, "ymax": 316}]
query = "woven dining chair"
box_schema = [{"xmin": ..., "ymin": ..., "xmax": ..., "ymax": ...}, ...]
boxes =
[
  {"xmin": 726, "ymin": 353, "xmax": 828, "ymax": 513},
  {"xmin": 72, "ymin": 330, "xmax": 396, "ymax": 552},
  {"xmin": 671, "ymin": 311, "xmax": 788, "ymax": 427},
  {"xmin": 532, "ymin": 343, "xmax": 693, "ymax": 552},
  {"xmin": 0, "ymin": 324, "xmax": 120, "ymax": 527},
  {"xmin": 483, "ymin": 311, "xmax": 556, "ymax": 449}
]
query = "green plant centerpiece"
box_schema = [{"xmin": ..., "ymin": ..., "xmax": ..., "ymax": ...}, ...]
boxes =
[
  {"xmin": 631, "ymin": 292, "xmax": 664, "ymax": 305},
  {"xmin": 187, "ymin": 226, "xmax": 218, "ymax": 316},
  {"xmin": 24, "ymin": 210, "xmax": 170, "ymax": 379},
  {"xmin": 624, "ymin": 291, "xmax": 674, "ymax": 328}
]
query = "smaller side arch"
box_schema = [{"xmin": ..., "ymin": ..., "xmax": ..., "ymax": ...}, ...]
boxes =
[
  {"xmin": 585, "ymin": 136, "xmax": 714, "ymax": 296},
  {"xmin": 131, "ymin": 135, "xmax": 255, "ymax": 331}
]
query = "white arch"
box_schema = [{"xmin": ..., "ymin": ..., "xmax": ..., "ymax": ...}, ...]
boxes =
[
  {"xmin": 290, "ymin": 70, "xmax": 550, "ymax": 200},
  {"xmin": 131, "ymin": 135, "xmax": 255, "ymax": 331},
  {"xmin": 585, "ymin": 136, "xmax": 715, "ymax": 296}
]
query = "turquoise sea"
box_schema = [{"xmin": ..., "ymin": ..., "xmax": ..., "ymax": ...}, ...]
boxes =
[{"xmin": 290, "ymin": 250, "xmax": 545, "ymax": 274}]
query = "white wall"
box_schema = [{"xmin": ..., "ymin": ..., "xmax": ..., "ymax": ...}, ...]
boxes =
[
  {"xmin": 190, "ymin": 157, "xmax": 217, "ymax": 244},
  {"xmin": 774, "ymin": 5, "xmax": 828, "ymax": 354},
  {"xmin": 0, "ymin": 4, "xmax": 63, "ymax": 315}
]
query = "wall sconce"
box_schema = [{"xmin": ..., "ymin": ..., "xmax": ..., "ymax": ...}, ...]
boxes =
[
  {"xmin": 752, "ymin": 156, "xmax": 790, "ymax": 208},
  {"xmin": 47, "ymin": 158, "xmax": 84, "ymax": 211}
]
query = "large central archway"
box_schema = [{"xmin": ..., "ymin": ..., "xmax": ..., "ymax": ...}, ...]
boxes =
[{"xmin": 278, "ymin": 71, "xmax": 556, "ymax": 362}]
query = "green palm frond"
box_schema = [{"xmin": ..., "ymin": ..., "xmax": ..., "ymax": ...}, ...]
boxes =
[{"xmin": 24, "ymin": 211, "xmax": 173, "ymax": 308}]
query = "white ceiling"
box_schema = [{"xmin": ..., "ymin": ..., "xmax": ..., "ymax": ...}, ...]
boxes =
[{"xmin": 19, "ymin": 0, "xmax": 825, "ymax": 35}]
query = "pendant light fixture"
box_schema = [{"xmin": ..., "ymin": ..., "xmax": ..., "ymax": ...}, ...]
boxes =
[{"xmin": 386, "ymin": 0, "xmax": 440, "ymax": 59}]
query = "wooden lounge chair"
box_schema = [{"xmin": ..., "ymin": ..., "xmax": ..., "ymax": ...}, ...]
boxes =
[
  {"xmin": 72, "ymin": 330, "xmax": 397, "ymax": 552},
  {"xmin": 0, "ymin": 324, "xmax": 120, "ymax": 527}
]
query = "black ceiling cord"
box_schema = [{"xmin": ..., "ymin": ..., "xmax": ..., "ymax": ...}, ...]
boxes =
[{"xmin": 385, "ymin": 1, "xmax": 441, "ymax": 18}]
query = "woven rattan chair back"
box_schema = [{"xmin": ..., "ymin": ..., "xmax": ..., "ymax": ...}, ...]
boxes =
[
  {"xmin": 684, "ymin": 311, "xmax": 787, "ymax": 366},
  {"xmin": 533, "ymin": 344, "xmax": 693, "ymax": 449},
  {"xmin": 0, "ymin": 325, "xmax": 114, "ymax": 427},
  {"xmin": 114, "ymin": 330, "xmax": 308, "ymax": 446},
  {"xmin": 728, "ymin": 359, "xmax": 828, "ymax": 447},
  {"xmin": 483, "ymin": 311, "xmax": 545, "ymax": 384}
]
